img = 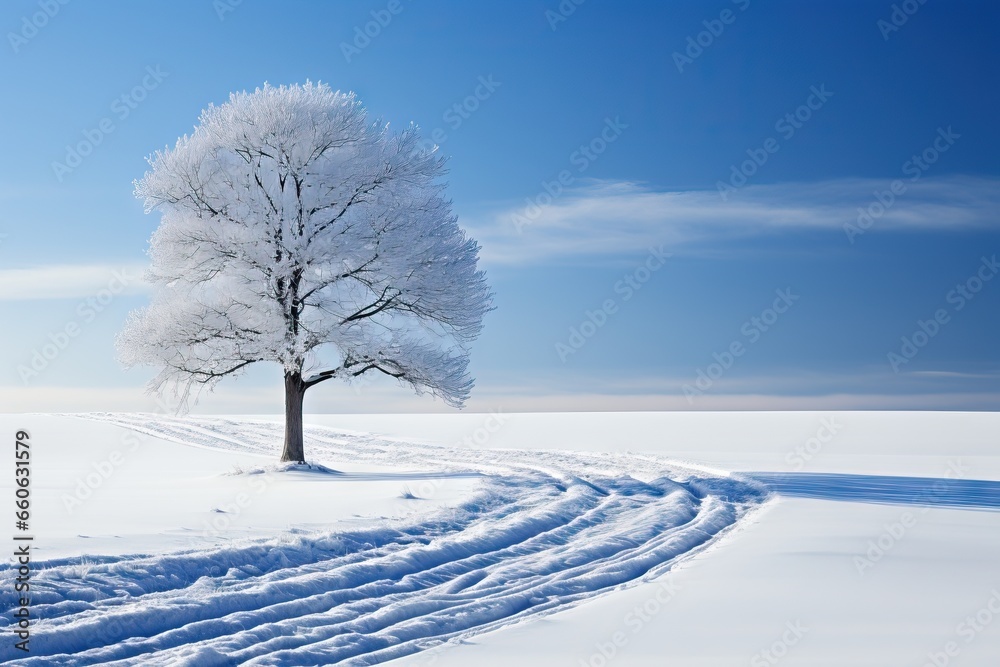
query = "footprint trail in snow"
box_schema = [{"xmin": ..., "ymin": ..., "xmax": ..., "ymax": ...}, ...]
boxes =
[{"xmin": 1, "ymin": 414, "xmax": 767, "ymax": 666}]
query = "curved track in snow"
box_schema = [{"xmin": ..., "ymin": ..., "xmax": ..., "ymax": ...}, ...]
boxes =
[{"xmin": 1, "ymin": 414, "xmax": 767, "ymax": 666}]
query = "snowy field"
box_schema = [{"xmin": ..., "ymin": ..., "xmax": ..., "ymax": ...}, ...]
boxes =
[{"xmin": 2, "ymin": 411, "xmax": 999, "ymax": 665}]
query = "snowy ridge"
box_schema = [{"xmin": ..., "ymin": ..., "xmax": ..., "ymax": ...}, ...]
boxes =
[{"xmin": 1, "ymin": 415, "xmax": 767, "ymax": 666}]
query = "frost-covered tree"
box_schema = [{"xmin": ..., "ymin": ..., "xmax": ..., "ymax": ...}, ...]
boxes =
[{"xmin": 118, "ymin": 83, "xmax": 493, "ymax": 463}]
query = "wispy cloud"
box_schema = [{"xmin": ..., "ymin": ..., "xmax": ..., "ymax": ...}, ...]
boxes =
[
  {"xmin": 4, "ymin": 363, "xmax": 997, "ymax": 413},
  {"xmin": 449, "ymin": 363, "xmax": 1000, "ymax": 412},
  {"xmin": 464, "ymin": 176, "xmax": 1000, "ymax": 265},
  {"xmin": 5, "ymin": 381, "xmax": 994, "ymax": 414},
  {"xmin": 0, "ymin": 263, "xmax": 149, "ymax": 300}
]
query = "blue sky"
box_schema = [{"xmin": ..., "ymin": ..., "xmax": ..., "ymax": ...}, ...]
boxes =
[{"xmin": 0, "ymin": 0, "xmax": 997, "ymax": 413}]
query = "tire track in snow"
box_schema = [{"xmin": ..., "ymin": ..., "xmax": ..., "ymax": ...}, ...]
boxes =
[{"xmin": 1, "ymin": 414, "xmax": 767, "ymax": 666}]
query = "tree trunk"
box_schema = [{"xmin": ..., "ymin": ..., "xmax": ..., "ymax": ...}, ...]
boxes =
[{"xmin": 280, "ymin": 371, "xmax": 306, "ymax": 463}]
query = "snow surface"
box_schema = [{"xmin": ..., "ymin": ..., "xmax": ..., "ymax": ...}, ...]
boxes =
[
  {"xmin": 1, "ymin": 413, "xmax": 763, "ymax": 665},
  {"xmin": 2, "ymin": 411, "xmax": 998, "ymax": 665}
]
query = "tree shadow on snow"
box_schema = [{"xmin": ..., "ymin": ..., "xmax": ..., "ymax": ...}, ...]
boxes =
[{"xmin": 743, "ymin": 472, "xmax": 1000, "ymax": 511}]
